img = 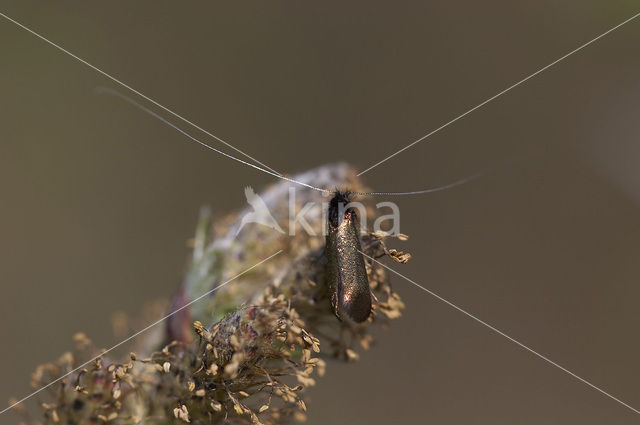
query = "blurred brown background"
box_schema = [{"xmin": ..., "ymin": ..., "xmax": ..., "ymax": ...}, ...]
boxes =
[{"xmin": 1, "ymin": 1, "xmax": 640, "ymax": 424}]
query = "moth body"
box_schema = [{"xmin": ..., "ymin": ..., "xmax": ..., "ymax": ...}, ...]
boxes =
[{"xmin": 325, "ymin": 192, "xmax": 371, "ymax": 323}]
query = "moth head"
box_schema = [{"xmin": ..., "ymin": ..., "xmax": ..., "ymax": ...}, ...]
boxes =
[{"xmin": 328, "ymin": 191, "xmax": 356, "ymax": 227}]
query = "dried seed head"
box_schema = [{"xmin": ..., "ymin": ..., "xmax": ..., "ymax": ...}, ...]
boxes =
[{"xmin": 23, "ymin": 167, "xmax": 410, "ymax": 425}]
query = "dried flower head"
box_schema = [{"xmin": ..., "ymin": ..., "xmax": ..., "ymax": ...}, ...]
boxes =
[{"xmin": 18, "ymin": 164, "xmax": 409, "ymax": 424}]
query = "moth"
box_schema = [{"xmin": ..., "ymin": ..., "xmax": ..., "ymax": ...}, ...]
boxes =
[
  {"xmin": 94, "ymin": 90, "xmax": 480, "ymax": 327},
  {"xmin": 325, "ymin": 191, "xmax": 372, "ymax": 323}
]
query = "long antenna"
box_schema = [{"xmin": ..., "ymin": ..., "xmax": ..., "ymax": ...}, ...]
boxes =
[
  {"xmin": 99, "ymin": 87, "xmax": 485, "ymax": 197},
  {"xmin": 96, "ymin": 87, "xmax": 333, "ymax": 194}
]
